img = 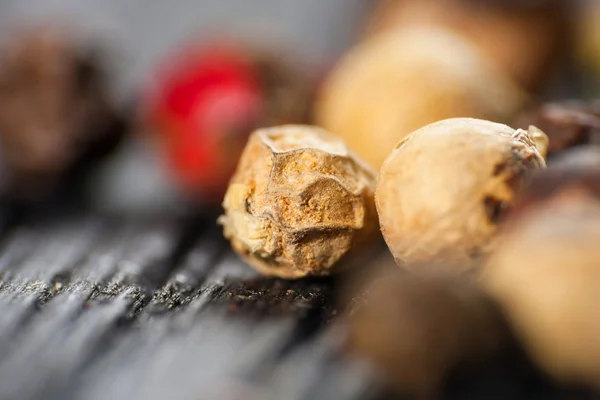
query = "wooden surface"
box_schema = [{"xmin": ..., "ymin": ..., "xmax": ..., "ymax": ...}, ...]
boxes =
[{"xmin": 0, "ymin": 209, "xmax": 596, "ymax": 400}]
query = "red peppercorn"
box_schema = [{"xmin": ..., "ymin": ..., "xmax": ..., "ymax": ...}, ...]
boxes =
[
  {"xmin": 141, "ymin": 41, "xmax": 264, "ymax": 201},
  {"xmin": 141, "ymin": 39, "xmax": 312, "ymax": 203}
]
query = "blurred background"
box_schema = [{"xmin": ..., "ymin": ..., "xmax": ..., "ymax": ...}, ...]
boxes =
[
  {"xmin": 0, "ymin": 0, "xmax": 594, "ymax": 217},
  {"xmin": 0, "ymin": 0, "xmax": 372, "ymax": 214}
]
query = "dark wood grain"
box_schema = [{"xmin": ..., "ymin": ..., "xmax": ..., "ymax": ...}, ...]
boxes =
[{"xmin": 0, "ymin": 210, "xmax": 595, "ymax": 400}]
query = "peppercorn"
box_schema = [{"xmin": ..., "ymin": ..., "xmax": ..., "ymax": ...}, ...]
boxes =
[
  {"xmin": 577, "ymin": 0, "xmax": 600, "ymax": 88},
  {"xmin": 498, "ymin": 157, "xmax": 600, "ymax": 228},
  {"xmin": 551, "ymin": 146, "xmax": 600, "ymax": 169},
  {"xmin": 375, "ymin": 118, "xmax": 547, "ymax": 272},
  {"xmin": 345, "ymin": 270, "xmax": 510, "ymax": 399},
  {"xmin": 364, "ymin": 0, "xmax": 571, "ymax": 92},
  {"xmin": 315, "ymin": 27, "xmax": 528, "ymax": 170},
  {"xmin": 0, "ymin": 24, "xmax": 128, "ymax": 202},
  {"xmin": 512, "ymin": 101, "xmax": 600, "ymax": 159},
  {"xmin": 140, "ymin": 40, "xmax": 312, "ymax": 202},
  {"xmin": 482, "ymin": 194, "xmax": 600, "ymax": 389},
  {"xmin": 219, "ymin": 125, "xmax": 378, "ymax": 279}
]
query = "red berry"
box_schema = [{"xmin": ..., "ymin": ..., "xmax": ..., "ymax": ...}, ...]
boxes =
[{"xmin": 142, "ymin": 41, "xmax": 265, "ymax": 200}]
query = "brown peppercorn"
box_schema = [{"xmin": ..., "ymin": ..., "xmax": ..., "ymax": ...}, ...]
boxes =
[
  {"xmin": 482, "ymin": 196, "xmax": 600, "ymax": 389},
  {"xmin": 550, "ymin": 146, "xmax": 600, "ymax": 169},
  {"xmin": 0, "ymin": 25, "xmax": 128, "ymax": 201},
  {"xmin": 249, "ymin": 50, "xmax": 314, "ymax": 127},
  {"xmin": 345, "ymin": 270, "xmax": 510, "ymax": 399},
  {"xmin": 499, "ymin": 157, "xmax": 600, "ymax": 228},
  {"xmin": 364, "ymin": 0, "xmax": 571, "ymax": 92},
  {"xmin": 376, "ymin": 118, "xmax": 547, "ymax": 272},
  {"xmin": 512, "ymin": 101, "xmax": 600, "ymax": 158},
  {"xmin": 315, "ymin": 27, "xmax": 528, "ymax": 170},
  {"xmin": 219, "ymin": 125, "xmax": 378, "ymax": 279}
]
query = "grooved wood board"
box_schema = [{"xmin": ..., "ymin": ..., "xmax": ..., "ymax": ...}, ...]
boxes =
[{"xmin": 0, "ymin": 210, "xmax": 595, "ymax": 400}]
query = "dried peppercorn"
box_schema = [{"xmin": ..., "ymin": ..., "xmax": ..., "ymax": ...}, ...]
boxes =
[
  {"xmin": 219, "ymin": 125, "xmax": 378, "ymax": 279},
  {"xmin": 512, "ymin": 101, "xmax": 600, "ymax": 158},
  {"xmin": 345, "ymin": 270, "xmax": 510, "ymax": 399},
  {"xmin": 375, "ymin": 118, "xmax": 547, "ymax": 272},
  {"xmin": 551, "ymin": 145, "xmax": 600, "ymax": 169},
  {"xmin": 577, "ymin": 0, "xmax": 600, "ymax": 85},
  {"xmin": 364, "ymin": 0, "xmax": 571, "ymax": 92},
  {"xmin": 0, "ymin": 25, "xmax": 128, "ymax": 202},
  {"xmin": 483, "ymin": 194, "xmax": 600, "ymax": 389},
  {"xmin": 316, "ymin": 27, "xmax": 527, "ymax": 170},
  {"xmin": 497, "ymin": 154, "xmax": 600, "ymax": 228}
]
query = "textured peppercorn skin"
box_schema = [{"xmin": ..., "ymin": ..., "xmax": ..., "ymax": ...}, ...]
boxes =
[
  {"xmin": 375, "ymin": 118, "xmax": 547, "ymax": 273},
  {"xmin": 219, "ymin": 125, "xmax": 378, "ymax": 279}
]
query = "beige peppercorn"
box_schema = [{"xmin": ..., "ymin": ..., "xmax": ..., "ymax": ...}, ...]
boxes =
[
  {"xmin": 482, "ymin": 196, "xmax": 600, "ymax": 389},
  {"xmin": 219, "ymin": 125, "xmax": 378, "ymax": 279},
  {"xmin": 315, "ymin": 27, "xmax": 528, "ymax": 170},
  {"xmin": 375, "ymin": 118, "xmax": 547, "ymax": 272},
  {"xmin": 364, "ymin": 0, "xmax": 570, "ymax": 92},
  {"xmin": 577, "ymin": 0, "xmax": 600, "ymax": 87}
]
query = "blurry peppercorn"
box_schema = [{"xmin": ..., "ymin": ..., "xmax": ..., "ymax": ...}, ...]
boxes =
[
  {"xmin": 512, "ymin": 101, "xmax": 600, "ymax": 159},
  {"xmin": 345, "ymin": 270, "xmax": 511, "ymax": 399},
  {"xmin": 550, "ymin": 145, "xmax": 600, "ymax": 169},
  {"xmin": 316, "ymin": 27, "xmax": 528, "ymax": 170},
  {"xmin": 500, "ymin": 155, "xmax": 600, "ymax": 225},
  {"xmin": 483, "ymin": 193, "xmax": 600, "ymax": 389},
  {"xmin": 482, "ymin": 161, "xmax": 600, "ymax": 388},
  {"xmin": 577, "ymin": 0, "xmax": 600, "ymax": 89},
  {"xmin": 364, "ymin": 0, "xmax": 571, "ymax": 92},
  {"xmin": 140, "ymin": 39, "xmax": 313, "ymax": 203},
  {"xmin": 0, "ymin": 24, "xmax": 128, "ymax": 203}
]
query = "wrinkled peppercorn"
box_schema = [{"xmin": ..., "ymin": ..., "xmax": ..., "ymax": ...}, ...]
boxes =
[{"xmin": 219, "ymin": 125, "xmax": 378, "ymax": 279}]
